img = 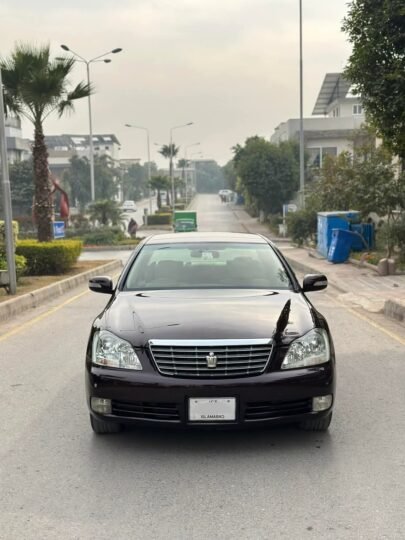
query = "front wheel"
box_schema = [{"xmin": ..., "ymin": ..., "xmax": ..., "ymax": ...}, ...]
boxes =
[
  {"xmin": 299, "ymin": 413, "xmax": 332, "ymax": 432},
  {"xmin": 90, "ymin": 415, "xmax": 122, "ymax": 434}
]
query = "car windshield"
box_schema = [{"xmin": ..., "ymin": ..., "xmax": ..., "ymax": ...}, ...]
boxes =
[{"xmin": 123, "ymin": 242, "xmax": 291, "ymax": 290}]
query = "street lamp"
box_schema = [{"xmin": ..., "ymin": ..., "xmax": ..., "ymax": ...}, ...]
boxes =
[
  {"xmin": 60, "ymin": 45, "xmax": 123, "ymax": 201},
  {"xmin": 299, "ymin": 0, "xmax": 305, "ymax": 208},
  {"xmin": 169, "ymin": 122, "xmax": 193, "ymax": 211},
  {"xmin": 125, "ymin": 124, "xmax": 152, "ymax": 214}
]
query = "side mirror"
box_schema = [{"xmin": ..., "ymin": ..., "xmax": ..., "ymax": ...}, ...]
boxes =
[
  {"xmin": 302, "ymin": 274, "xmax": 328, "ymax": 293},
  {"xmin": 89, "ymin": 276, "xmax": 114, "ymax": 294}
]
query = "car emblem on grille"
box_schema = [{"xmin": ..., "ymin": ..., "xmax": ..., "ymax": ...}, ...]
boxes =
[{"xmin": 206, "ymin": 352, "xmax": 217, "ymax": 368}]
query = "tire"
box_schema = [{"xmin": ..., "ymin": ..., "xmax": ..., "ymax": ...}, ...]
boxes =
[
  {"xmin": 299, "ymin": 413, "xmax": 332, "ymax": 432},
  {"xmin": 90, "ymin": 415, "xmax": 122, "ymax": 434}
]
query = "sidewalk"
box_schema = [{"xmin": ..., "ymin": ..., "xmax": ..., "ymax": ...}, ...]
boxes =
[{"xmin": 232, "ymin": 206, "xmax": 405, "ymax": 325}]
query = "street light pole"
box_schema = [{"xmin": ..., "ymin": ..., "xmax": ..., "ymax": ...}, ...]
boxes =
[
  {"xmin": 125, "ymin": 124, "xmax": 152, "ymax": 214},
  {"xmin": 169, "ymin": 122, "xmax": 193, "ymax": 214},
  {"xmin": 299, "ymin": 0, "xmax": 305, "ymax": 208},
  {"xmin": 0, "ymin": 69, "xmax": 17, "ymax": 295},
  {"xmin": 60, "ymin": 45, "xmax": 123, "ymax": 201}
]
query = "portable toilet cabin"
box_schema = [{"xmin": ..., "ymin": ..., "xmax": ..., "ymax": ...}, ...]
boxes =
[{"xmin": 317, "ymin": 211, "xmax": 360, "ymax": 258}]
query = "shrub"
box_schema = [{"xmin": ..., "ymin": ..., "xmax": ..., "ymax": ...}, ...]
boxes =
[
  {"xmin": 0, "ymin": 254, "xmax": 27, "ymax": 279},
  {"xmin": 286, "ymin": 209, "xmax": 317, "ymax": 246},
  {"xmin": 82, "ymin": 226, "xmax": 126, "ymax": 246},
  {"xmin": 16, "ymin": 240, "xmax": 82, "ymax": 275},
  {"xmin": 147, "ymin": 213, "xmax": 172, "ymax": 225},
  {"xmin": 0, "ymin": 220, "xmax": 19, "ymax": 255}
]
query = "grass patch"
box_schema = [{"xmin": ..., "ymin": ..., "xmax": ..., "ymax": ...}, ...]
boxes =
[
  {"xmin": 0, "ymin": 260, "xmax": 111, "ymax": 302},
  {"xmin": 351, "ymin": 251, "xmax": 405, "ymax": 271}
]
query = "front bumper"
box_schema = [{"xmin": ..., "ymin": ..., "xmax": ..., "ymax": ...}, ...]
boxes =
[{"xmin": 86, "ymin": 362, "xmax": 334, "ymax": 428}]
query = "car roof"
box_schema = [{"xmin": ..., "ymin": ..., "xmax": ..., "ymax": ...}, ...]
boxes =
[{"xmin": 145, "ymin": 232, "xmax": 268, "ymax": 244}]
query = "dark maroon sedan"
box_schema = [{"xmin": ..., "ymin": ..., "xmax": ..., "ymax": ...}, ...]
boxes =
[{"xmin": 86, "ymin": 232, "xmax": 335, "ymax": 434}]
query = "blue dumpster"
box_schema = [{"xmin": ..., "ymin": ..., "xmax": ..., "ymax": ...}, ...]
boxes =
[
  {"xmin": 350, "ymin": 223, "xmax": 375, "ymax": 251},
  {"xmin": 317, "ymin": 211, "xmax": 360, "ymax": 258},
  {"xmin": 327, "ymin": 229, "xmax": 354, "ymax": 263}
]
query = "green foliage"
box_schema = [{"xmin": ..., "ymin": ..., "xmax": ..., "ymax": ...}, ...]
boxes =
[
  {"xmin": 121, "ymin": 162, "xmax": 156, "ymax": 201},
  {"xmin": 233, "ymin": 137, "xmax": 299, "ymax": 214},
  {"xmin": 158, "ymin": 144, "xmax": 179, "ymax": 159},
  {"xmin": 82, "ymin": 227, "xmax": 125, "ymax": 246},
  {"xmin": 147, "ymin": 213, "xmax": 172, "ymax": 225},
  {"xmin": 0, "ymin": 254, "xmax": 27, "ymax": 279},
  {"xmin": 0, "ymin": 220, "xmax": 19, "ymax": 255},
  {"xmin": 9, "ymin": 159, "xmax": 34, "ymax": 214},
  {"xmin": 1, "ymin": 43, "xmax": 91, "ymax": 241},
  {"xmin": 88, "ymin": 199, "xmax": 123, "ymax": 226},
  {"xmin": 223, "ymin": 160, "xmax": 238, "ymax": 191},
  {"xmin": 343, "ymin": 0, "xmax": 405, "ymax": 161},
  {"xmin": 286, "ymin": 209, "xmax": 318, "ymax": 247},
  {"xmin": 195, "ymin": 160, "xmax": 225, "ymax": 193},
  {"xmin": 149, "ymin": 175, "xmax": 170, "ymax": 209},
  {"xmin": 16, "ymin": 239, "xmax": 82, "ymax": 275}
]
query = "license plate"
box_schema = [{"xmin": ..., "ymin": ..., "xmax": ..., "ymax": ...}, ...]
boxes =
[{"xmin": 188, "ymin": 397, "xmax": 236, "ymax": 422}]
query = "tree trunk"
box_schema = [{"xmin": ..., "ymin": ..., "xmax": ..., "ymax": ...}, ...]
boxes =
[
  {"xmin": 157, "ymin": 189, "xmax": 162, "ymax": 210},
  {"xmin": 33, "ymin": 120, "xmax": 53, "ymax": 241}
]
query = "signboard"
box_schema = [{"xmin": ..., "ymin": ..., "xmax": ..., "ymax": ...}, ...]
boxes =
[
  {"xmin": 53, "ymin": 221, "xmax": 65, "ymax": 239},
  {"xmin": 283, "ymin": 203, "xmax": 298, "ymax": 217}
]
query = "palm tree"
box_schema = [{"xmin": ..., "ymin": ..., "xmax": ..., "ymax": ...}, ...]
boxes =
[
  {"xmin": 88, "ymin": 200, "xmax": 123, "ymax": 226},
  {"xmin": 1, "ymin": 43, "xmax": 91, "ymax": 241},
  {"xmin": 159, "ymin": 144, "xmax": 179, "ymax": 205},
  {"xmin": 149, "ymin": 175, "xmax": 170, "ymax": 210}
]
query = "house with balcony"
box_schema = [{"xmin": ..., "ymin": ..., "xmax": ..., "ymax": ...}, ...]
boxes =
[
  {"xmin": 46, "ymin": 133, "xmax": 121, "ymax": 177},
  {"xmin": 271, "ymin": 73, "xmax": 366, "ymax": 168}
]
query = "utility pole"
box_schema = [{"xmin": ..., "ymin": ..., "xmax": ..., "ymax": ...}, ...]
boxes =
[
  {"xmin": 0, "ymin": 69, "xmax": 17, "ymax": 294},
  {"xmin": 299, "ymin": 0, "xmax": 305, "ymax": 208}
]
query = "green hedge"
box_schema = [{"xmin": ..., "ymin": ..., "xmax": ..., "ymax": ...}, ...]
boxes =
[
  {"xmin": 0, "ymin": 254, "xmax": 27, "ymax": 279},
  {"xmin": 147, "ymin": 213, "xmax": 172, "ymax": 225},
  {"xmin": 0, "ymin": 220, "xmax": 19, "ymax": 255},
  {"xmin": 16, "ymin": 240, "xmax": 82, "ymax": 275}
]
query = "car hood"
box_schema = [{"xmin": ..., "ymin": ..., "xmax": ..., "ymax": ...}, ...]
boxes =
[{"xmin": 103, "ymin": 290, "xmax": 316, "ymax": 347}]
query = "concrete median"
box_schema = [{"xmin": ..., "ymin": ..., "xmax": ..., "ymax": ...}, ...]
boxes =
[{"xmin": 0, "ymin": 259, "xmax": 122, "ymax": 323}]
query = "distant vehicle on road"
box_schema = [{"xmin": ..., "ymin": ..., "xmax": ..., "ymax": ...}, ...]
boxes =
[
  {"xmin": 86, "ymin": 232, "xmax": 335, "ymax": 434},
  {"xmin": 120, "ymin": 200, "xmax": 137, "ymax": 212},
  {"xmin": 173, "ymin": 210, "xmax": 198, "ymax": 232},
  {"xmin": 219, "ymin": 189, "xmax": 233, "ymax": 202}
]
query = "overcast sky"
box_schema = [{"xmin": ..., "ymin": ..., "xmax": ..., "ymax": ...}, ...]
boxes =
[{"xmin": 1, "ymin": 0, "xmax": 351, "ymax": 166}]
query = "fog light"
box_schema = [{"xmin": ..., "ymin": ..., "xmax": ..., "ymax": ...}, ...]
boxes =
[
  {"xmin": 91, "ymin": 397, "xmax": 112, "ymax": 414},
  {"xmin": 312, "ymin": 395, "xmax": 332, "ymax": 412}
]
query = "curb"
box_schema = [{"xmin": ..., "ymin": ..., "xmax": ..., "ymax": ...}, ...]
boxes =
[
  {"xmin": 384, "ymin": 299, "xmax": 405, "ymax": 326},
  {"xmin": 283, "ymin": 255, "xmax": 347, "ymax": 294},
  {"xmin": 0, "ymin": 259, "xmax": 123, "ymax": 323}
]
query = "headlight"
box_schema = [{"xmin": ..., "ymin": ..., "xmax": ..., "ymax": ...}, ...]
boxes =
[
  {"xmin": 92, "ymin": 330, "xmax": 142, "ymax": 370},
  {"xmin": 281, "ymin": 328, "xmax": 330, "ymax": 370}
]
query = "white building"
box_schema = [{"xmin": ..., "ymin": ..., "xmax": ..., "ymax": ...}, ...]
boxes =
[
  {"xmin": 46, "ymin": 133, "xmax": 121, "ymax": 176},
  {"xmin": 5, "ymin": 116, "xmax": 31, "ymax": 163},
  {"xmin": 271, "ymin": 73, "xmax": 366, "ymax": 168}
]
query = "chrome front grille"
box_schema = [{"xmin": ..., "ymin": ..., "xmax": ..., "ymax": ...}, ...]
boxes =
[{"xmin": 149, "ymin": 339, "xmax": 273, "ymax": 378}]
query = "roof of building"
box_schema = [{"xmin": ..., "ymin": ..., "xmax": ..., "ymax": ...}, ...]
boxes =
[
  {"xmin": 45, "ymin": 134, "xmax": 121, "ymax": 148},
  {"xmin": 312, "ymin": 73, "xmax": 352, "ymax": 116}
]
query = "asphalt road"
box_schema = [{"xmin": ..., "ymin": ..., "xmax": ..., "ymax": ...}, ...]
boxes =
[{"xmin": 1, "ymin": 195, "xmax": 405, "ymax": 540}]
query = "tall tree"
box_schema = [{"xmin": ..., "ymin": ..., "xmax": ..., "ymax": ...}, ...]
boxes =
[
  {"xmin": 159, "ymin": 144, "xmax": 179, "ymax": 205},
  {"xmin": 63, "ymin": 155, "xmax": 91, "ymax": 210},
  {"xmin": 9, "ymin": 159, "xmax": 35, "ymax": 214},
  {"xmin": 233, "ymin": 137, "xmax": 299, "ymax": 214},
  {"xmin": 342, "ymin": 0, "xmax": 405, "ymax": 163},
  {"xmin": 149, "ymin": 175, "xmax": 170, "ymax": 209},
  {"xmin": 1, "ymin": 43, "xmax": 91, "ymax": 240}
]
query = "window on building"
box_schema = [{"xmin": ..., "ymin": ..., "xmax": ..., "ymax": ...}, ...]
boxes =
[
  {"xmin": 105, "ymin": 146, "xmax": 110, "ymax": 150},
  {"xmin": 321, "ymin": 147, "xmax": 337, "ymax": 163},
  {"xmin": 307, "ymin": 148, "xmax": 321, "ymax": 168},
  {"xmin": 353, "ymin": 104, "xmax": 363, "ymax": 115}
]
